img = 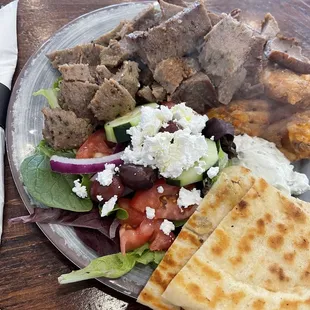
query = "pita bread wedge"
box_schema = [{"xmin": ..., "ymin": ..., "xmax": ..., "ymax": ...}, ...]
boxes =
[
  {"xmin": 163, "ymin": 178, "xmax": 310, "ymax": 310},
  {"xmin": 138, "ymin": 166, "xmax": 256, "ymax": 309}
]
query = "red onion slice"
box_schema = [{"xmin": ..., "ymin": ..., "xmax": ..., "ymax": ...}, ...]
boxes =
[
  {"xmin": 109, "ymin": 218, "xmax": 121, "ymax": 239},
  {"xmin": 50, "ymin": 152, "xmax": 124, "ymax": 174}
]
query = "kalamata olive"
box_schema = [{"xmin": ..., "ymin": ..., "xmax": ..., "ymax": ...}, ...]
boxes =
[
  {"xmin": 159, "ymin": 121, "xmax": 180, "ymax": 133},
  {"xmin": 119, "ymin": 164, "xmax": 157, "ymax": 190},
  {"xmin": 90, "ymin": 176, "xmax": 125, "ymax": 202}
]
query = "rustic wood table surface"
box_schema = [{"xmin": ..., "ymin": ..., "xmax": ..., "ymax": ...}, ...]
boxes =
[{"xmin": 1, "ymin": 0, "xmax": 310, "ymax": 309}]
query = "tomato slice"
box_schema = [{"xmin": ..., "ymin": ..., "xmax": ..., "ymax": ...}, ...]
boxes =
[
  {"xmin": 118, "ymin": 198, "xmax": 145, "ymax": 227},
  {"xmin": 119, "ymin": 220, "xmax": 154, "ymax": 254},
  {"xmin": 76, "ymin": 129, "xmax": 113, "ymax": 159},
  {"xmin": 119, "ymin": 219, "xmax": 175, "ymax": 254},
  {"xmin": 130, "ymin": 180, "xmax": 196, "ymax": 221}
]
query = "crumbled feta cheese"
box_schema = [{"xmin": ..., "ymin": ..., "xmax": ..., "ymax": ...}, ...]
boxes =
[
  {"xmin": 96, "ymin": 164, "xmax": 116, "ymax": 186},
  {"xmin": 96, "ymin": 195, "xmax": 104, "ymax": 202},
  {"xmin": 100, "ymin": 195, "xmax": 118, "ymax": 217},
  {"xmin": 123, "ymin": 128, "xmax": 208, "ymax": 178},
  {"xmin": 210, "ymin": 136, "xmax": 215, "ymax": 141},
  {"xmin": 194, "ymin": 160, "xmax": 208, "ymax": 175},
  {"xmin": 72, "ymin": 179, "xmax": 88, "ymax": 199},
  {"xmin": 207, "ymin": 166, "xmax": 220, "ymax": 179},
  {"xmin": 157, "ymin": 186, "xmax": 164, "ymax": 194},
  {"xmin": 114, "ymin": 166, "xmax": 120, "ymax": 172},
  {"xmin": 160, "ymin": 219, "xmax": 175, "ymax": 235},
  {"xmin": 177, "ymin": 187, "xmax": 202, "ymax": 209},
  {"xmin": 171, "ymin": 103, "xmax": 208, "ymax": 134},
  {"xmin": 122, "ymin": 103, "xmax": 209, "ymax": 178},
  {"xmin": 146, "ymin": 207, "xmax": 156, "ymax": 219}
]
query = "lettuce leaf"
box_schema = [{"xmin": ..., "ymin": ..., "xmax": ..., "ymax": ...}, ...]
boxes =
[
  {"xmin": 36, "ymin": 140, "xmax": 75, "ymax": 158},
  {"xmin": 58, "ymin": 244, "xmax": 165, "ymax": 284},
  {"xmin": 33, "ymin": 77, "xmax": 62, "ymax": 109}
]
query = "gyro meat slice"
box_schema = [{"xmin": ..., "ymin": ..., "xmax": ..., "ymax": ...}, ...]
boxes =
[
  {"xmin": 158, "ymin": 0, "xmax": 183, "ymax": 21},
  {"xmin": 95, "ymin": 65, "xmax": 113, "ymax": 84},
  {"xmin": 126, "ymin": 1, "xmax": 211, "ymax": 69},
  {"xmin": 261, "ymin": 13, "xmax": 280, "ymax": 40},
  {"xmin": 137, "ymin": 86, "xmax": 156, "ymax": 103},
  {"xmin": 47, "ymin": 43, "xmax": 104, "ymax": 68},
  {"xmin": 151, "ymin": 83, "xmax": 167, "ymax": 102},
  {"xmin": 42, "ymin": 108, "xmax": 93, "ymax": 150},
  {"xmin": 171, "ymin": 72, "xmax": 218, "ymax": 114},
  {"xmin": 89, "ymin": 79, "xmax": 136, "ymax": 122},
  {"xmin": 265, "ymin": 36, "xmax": 310, "ymax": 74},
  {"xmin": 114, "ymin": 61, "xmax": 140, "ymax": 98},
  {"xmin": 199, "ymin": 15, "xmax": 256, "ymax": 105},
  {"xmin": 94, "ymin": 21, "xmax": 127, "ymax": 46},
  {"xmin": 153, "ymin": 57, "xmax": 199, "ymax": 94},
  {"xmin": 58, "ymin": 80, "xmax": 99, "ymax": 121},
  {"xmin": 99, "ymin": 39, "xmax": 131, "ymax": 68},
  {"xmin": 58, "ymin": 64, "xmax": 95, "ymax": 83}
]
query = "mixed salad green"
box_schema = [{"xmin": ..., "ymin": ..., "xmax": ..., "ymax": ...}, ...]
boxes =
[{"xmin": 10, "ymin": 80, "xmax": 236, "ymax": 284}]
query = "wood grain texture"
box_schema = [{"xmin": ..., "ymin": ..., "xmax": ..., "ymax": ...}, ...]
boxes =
[{"xmin": 1, "ymin": 0, "xmax": 310, "ymax": 309}]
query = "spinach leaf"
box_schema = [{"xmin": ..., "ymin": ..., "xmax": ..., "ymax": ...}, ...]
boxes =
[
  {"xmin": 58, "ymin": 244, "xmax": 165, "ymax": 283},
  {"xmin": 21, "ymin": 154, "xmax": 92, "ymax": 212}
]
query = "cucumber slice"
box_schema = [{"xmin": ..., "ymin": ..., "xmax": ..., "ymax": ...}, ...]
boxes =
[
  {"xmin": 104, "ymin": 103, "xmax": 158, "ymax": 143},
  {"xmin": 166, "ymin": 139, "xmax": 219, "ymax": 187}
]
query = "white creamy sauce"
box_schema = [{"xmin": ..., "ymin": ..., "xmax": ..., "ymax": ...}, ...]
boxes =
[{"xmin": 234, "ymin": 134, "xmax": 310, "ymax": 196}]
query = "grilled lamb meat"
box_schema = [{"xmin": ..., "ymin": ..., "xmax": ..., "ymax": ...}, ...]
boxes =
[
  {"xmin": 138, "ymin": 62, "xmax": 154, "ymax": 86},
  {"xmin": 199, "ymin": 15, "xmax": 256, "ymax": 105},
  {"xmin": 236, "ymin": 35, "xmax": 266, "ymax": 99},
  {"xmin": 42, "ymin": 108, "xmax": 93, "ymax": 150},
  {"xmin": 58, "ymin": 81, "xmax": 99, "ymax": 121},
  {"xmin": 47, "ymin": 44, "xmax": 104, "ymax": 68},
  {"xmin": 265, "ymin": 36, "xmax": 310, "ymax": 74},
  {"xmin": 94, "ymin": 21, "xmax": 127, "ymax": 46},
  {"xmin": 131, "ymin": 4, "xmax": 161, "ymax": 32},
  {"xmin": 151, "ymin": 83, "xmax": 167, "ymax": 102},
  {"xmin": 159, "ymin": 0, "xmax": 183, "ymax": 21},
  {"xmin": 138, "ymin": 86, "xmax": 156, "ymax": 102},
  {"xmin": 89, "ymin": 79, "xmax": 136, "ymax": 121},
  {"xmin": 153, "ymin": 57, "xmax": 199, "ymax": 94},
  {"xmin": 126, "ymin": 1, "xmax": 211, "ymax": 69},
  {"xmin": 99, "ymin": 39, "xmax": 131, "ymax": 68},
  {"xmin": 58, "ymin": 64, "xmax": 95, "ymax": 83},
  {"xmin": 171, "ymin": 72, "xmax": 218, "ymax": 114},
  {"xmin": 163, "ymin": 0, "xmax": 186, "ymax": 6},
  {"xmin": 207, "ymin": 11, "xmax": 224, "ymax": 26},
  {"xmin": 95, "ymin": 65, "xmax": 113, "ymax": 84},
  {"xmin": 261, "ymin": 13, "xmax": 280, "ymax": 40},
  {"xmin": 114, "ymin": 61, "xmax": 140, "ymax": 97}
]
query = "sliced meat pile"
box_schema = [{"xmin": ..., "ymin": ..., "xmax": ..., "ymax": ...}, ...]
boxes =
[
  {"xmin": 42, "ymin": 108, "xmax": 93, "ymax": 150},
  {"xmin": 126, "ymin": 1, "xmax": 211, "ymax": 69},
  {"xmin": 114, "ymin": 61, "xmax": 140, "ymax": 97},
  {"xmin": 89, "ymin": 79, "xmax": 136, "ymax": 121},
  {"xmin": 58, "ymin": 81, "xmax": 99, "ymax": 121},
  {"xmin": 47, "ymin": 43, "xmax": 104, "ymax": 68},
  {"xmin": 42, "ymin": 1, "xmax": 310, "ymax": 161},
  {"xmin": 199, "ymin": 15, "xmax": 257, "ymax": 105}
]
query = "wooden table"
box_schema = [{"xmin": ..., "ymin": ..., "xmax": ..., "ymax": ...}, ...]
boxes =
[
  {"xmin": 1, "ymin": 0, "xmax": 310, "ymax": 309},
  {"xmin": 0, "ymin": 0, "xmax": 147, "ymax": 309}
]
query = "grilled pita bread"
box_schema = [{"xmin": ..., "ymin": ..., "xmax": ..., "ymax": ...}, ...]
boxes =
[
  {"xmin": 163, "ymin": 178, "xmax": 310, "ymax": 309},
  {"xmin": 138, "ymin": 166, "xmax": 256, "ymax": 309}
]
